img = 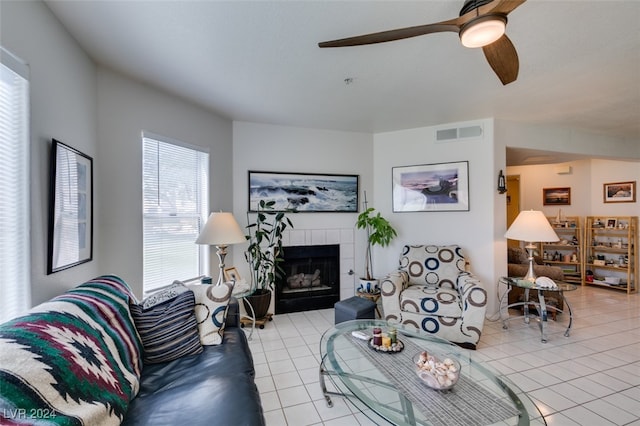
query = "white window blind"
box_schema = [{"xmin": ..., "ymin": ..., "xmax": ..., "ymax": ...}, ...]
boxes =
[
  {"xmin": 0, "ymin": 48, "xmax": 30, "ymax": 323},
  {"xmin": 142, "ymin": 132, "xmax": 209, "ymax": 294}
]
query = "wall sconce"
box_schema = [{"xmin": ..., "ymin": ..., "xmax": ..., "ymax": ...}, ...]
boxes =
[{"xmin": 497, "ymin": 170, "xmax": 507, "ymax": 194}]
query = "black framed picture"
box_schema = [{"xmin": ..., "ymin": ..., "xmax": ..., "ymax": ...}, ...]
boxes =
[
  {"xmin": 47, "ymin": 139, "xmax": 93, "ymax": 274},
  {"xmin": 392, "ymin": 161, "xmax": 469, "ymax": 212},
  {"xmin": 248, "ymin": 171, "xmax": 358, "ymax": 212}
]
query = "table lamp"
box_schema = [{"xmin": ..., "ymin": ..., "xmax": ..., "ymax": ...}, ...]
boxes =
[
  {"xmin": 196, "ymin": 212, "xmax": 246, "ymax": 285},
  {"xmin": 505, "ymin": 210, "xmax": 559, "ymax": 282}
]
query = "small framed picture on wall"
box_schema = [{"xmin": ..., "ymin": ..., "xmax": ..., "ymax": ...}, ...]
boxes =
[
  {"xmin": 543, "ymin": 187, "xmax": 571, "ymax": 205},
  {"xmin": 603, "ymin": 181, "xmax": 636, "ymax": 203}
]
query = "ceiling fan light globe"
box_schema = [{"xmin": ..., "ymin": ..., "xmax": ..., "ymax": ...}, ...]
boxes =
[{"xmin": 460, "ymin": 16, "xmax": 506, "ymax": 48}]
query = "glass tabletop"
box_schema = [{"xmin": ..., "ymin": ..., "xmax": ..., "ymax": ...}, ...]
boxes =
[
  {"xmin": 319, "ymin": 320, "xmax": 546, "ymax": 426},
  {"xmin": 501, "ymin": 276, "xmax": 578, "ymax": 292}
]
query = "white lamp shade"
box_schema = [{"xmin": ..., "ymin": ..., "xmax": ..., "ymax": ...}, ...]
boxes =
[
  {"xmin": 196, "ymin": 212, "xmax": 246, "ymax": 245},
  {"xmin": 505, "ymin": 210, "xmax": 559, "ymax": 243}
]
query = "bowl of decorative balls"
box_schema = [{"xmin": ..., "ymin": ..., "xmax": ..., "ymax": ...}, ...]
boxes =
[{"xmin": 413, "ymin": 351, "xmax": 460, "ymax": 390}]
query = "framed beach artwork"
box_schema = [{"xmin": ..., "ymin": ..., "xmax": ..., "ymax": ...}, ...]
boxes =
[
  {"xmin": 47, "ymin": 139, "xmax": 93, "ymax": 274},
  {"xmin": 248, "ymin": 171, "xmax": 358, "ymax": 212},
  {"xmin": 603, "ymin": 181, "xmax": 636, "ymax": 203},
  {"xmin": 392, "ymin": 161, "xmax": 469, "ymax": 212},
  {"xmin": 543, "ymin": 187, "xmax": 571, "ymax": 206}
]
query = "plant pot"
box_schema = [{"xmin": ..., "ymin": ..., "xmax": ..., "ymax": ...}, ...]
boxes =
[
  {"xmin": 243, "ymin": 288, "xmax": 272, "ymax": 320},
  {"xmin": 358, "ymin": 278, "xmax": 380, "ymax": 294}
]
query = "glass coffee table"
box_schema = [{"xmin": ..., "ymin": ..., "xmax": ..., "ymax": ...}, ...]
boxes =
[
  {"xmin": 319, "ymin": 320, "xmax": 545, "ymax": 426},
  {"xmin": 499, "ymin": 277, "xmax": 577, "ymax": 343}
]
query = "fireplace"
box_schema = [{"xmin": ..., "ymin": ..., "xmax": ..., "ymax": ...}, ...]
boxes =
[{"xmin": 275, "ymin": 244, "xmax": 340, "ymax": 314}]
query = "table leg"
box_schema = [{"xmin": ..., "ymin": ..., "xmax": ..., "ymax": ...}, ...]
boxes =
[
  {"xmin": 241, "ymin": 296, "xmax": 256, "ymax": 340},
  {"xmin": 562, "ymin": 291, "xmax": 573, "ymax": 337},
  {"xmin": 500, "ymin": 282, "xmax": 511, "ymax": 329},
  {"xmin": 537, "ymin": 291, "xmax": 548, "ymax": 343},
  {"xmin": 319, "ymin": 361, "xmax": 334, "ymax": 408},
  {"xmin": 523, "ymin": 288, "xmax": 530, "ymax": 324}
]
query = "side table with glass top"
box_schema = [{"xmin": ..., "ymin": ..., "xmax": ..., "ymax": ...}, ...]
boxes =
[
  {"xmin": 499, "ymin": 277, "xmax": 577, "ymax": 343},
  {"xmin": 232, "ymin": 288, "xmax": 256, "ymax": 340}
]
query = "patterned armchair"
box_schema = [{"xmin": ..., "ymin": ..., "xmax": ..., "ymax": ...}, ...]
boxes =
[{"xmin": 380, "ymin": 245, "xmax": 487, "ymax": 349}]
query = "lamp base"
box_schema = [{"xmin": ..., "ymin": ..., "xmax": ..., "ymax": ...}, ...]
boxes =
[
  {"xmin": 215, "ymin": 244, "xmax": 229, "ymax": 286},
  {"xmin": 522, "ymin": 243, "xmax": 537, "ymax": 282}
]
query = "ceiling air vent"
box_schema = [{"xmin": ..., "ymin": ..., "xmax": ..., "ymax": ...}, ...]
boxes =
[{"xmin": 436, "ymin": 124, "xmax": 483, "ymax": 142}]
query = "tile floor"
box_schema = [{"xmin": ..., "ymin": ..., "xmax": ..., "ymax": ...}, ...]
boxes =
[{"xmin": 245, "ymin": 285, "xmax": 640, "ymax": 425}]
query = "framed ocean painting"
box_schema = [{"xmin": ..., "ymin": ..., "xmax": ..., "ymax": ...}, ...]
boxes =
[{"xmin": 248, "ymin": 171, "xmax": 358, "ymax": 212}]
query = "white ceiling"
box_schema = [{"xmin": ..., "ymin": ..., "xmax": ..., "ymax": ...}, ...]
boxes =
[{"xmin": 44, "ymin": 1, "xmax": 640, "ymax": 155}]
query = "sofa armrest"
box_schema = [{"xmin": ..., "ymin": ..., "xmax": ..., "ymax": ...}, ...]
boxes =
[
  {"xmin": 380, "ymin": 271, "xmax": 409, "ymax": 321},
  {"xmin": 225, "ymin": 297, "xmax": 240, "ymax": 328},
  {"xmin": 456, "ymin": 272, "xmax": 487, "ymax": 333}
]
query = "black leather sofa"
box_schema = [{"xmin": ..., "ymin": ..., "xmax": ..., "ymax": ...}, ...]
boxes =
[
  {"xmin": 0, "ymin": 276, "xmax": 265, "ymax": 426},
  {"xmin": 123, "ymin": 299, "xmax": 266, "ymax": 425}
]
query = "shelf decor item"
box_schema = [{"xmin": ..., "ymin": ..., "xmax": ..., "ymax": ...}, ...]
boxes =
[
  {"xmin": 47, "ymin": 139, "xmax": 93, "ymax": 274},
  {"xmin": 603, "ymin": 181, "xmax": 636, "ymax": 203},
  {"xmin": 392, "ymin": 161, "xmax": 469, "ymax": 212}
]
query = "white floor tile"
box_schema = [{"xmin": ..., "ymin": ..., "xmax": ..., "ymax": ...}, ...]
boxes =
[
  {"xmin": 255, "ymin": 375, "xmax": 276, "ymax": 393},
  {"xmin": 272, "ymin": 371, "xmax": 303, "ymax": 389},
  {"xmin": 277, "ymin": 384, "xmax": 311, "ymax": 407},
  {"xmin": 282, "ymin": 401, "xmax": 321, "ymax": 425},
  {"xmin": 264, "ymin": 408, "xmax": 287, "ymax": 426},
  {"xmin": 260, "ymin": 390, "xmax": 282, "ymax": 412},
  {"xmin": 252, "ymin": 286, "xmax": 640, "ymax": 426},
  {"xmin": 581, "ymin": 398, "xmax": 637, "ymax": 425}
]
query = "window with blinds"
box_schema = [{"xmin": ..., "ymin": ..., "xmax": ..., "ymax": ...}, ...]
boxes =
[
  {"xmin": 142, "ymin": 132, "xmax": 209, "ymax": 294},
  {"xmin": 1, "ymin": 48, "xmax": 30, "ymax": 323}
]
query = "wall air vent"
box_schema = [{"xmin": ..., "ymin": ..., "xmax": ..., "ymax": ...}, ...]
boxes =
[{"xmin": 435, "ymin": 124, "xmax": 483, "ymax": 142}]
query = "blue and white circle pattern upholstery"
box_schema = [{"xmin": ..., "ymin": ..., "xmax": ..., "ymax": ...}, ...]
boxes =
[{"xmin": 381, "ymin": 245, "xmax": 487, "ymax": 349}]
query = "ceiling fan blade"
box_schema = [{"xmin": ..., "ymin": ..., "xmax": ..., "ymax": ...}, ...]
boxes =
[
  {"xmin": 482, "ymin": 34, "xmax": 519, "ymax": 85},
  {"xmin": 318, "ymin": 19, "xmax": 460, "ymax": 48},
  {"xmin": 486, "ymin": 0, "xmax": 527, "ymax": 16}
]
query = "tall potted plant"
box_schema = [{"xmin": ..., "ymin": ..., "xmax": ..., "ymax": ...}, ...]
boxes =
[
  {"xmin": 356, "ymin": 207, "xmax": 397, "ymax": 292},
  {"xmin": 244, "ymin": 200, "xmax": 294, "ymax": 319}
]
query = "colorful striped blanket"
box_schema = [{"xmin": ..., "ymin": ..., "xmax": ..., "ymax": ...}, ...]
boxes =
[{"xmin": 0, "ymin": 275, "xmax": 143, "ymax": 425}]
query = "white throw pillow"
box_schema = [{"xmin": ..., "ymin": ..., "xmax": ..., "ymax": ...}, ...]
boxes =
[{"xmin": 187, "ymin": 282, "xmax": 234, "ymax": 345}]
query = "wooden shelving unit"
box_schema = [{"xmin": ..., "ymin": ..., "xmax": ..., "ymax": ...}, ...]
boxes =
[
  {"xmin": 584, "ymin": 216, "xmax": 637, "ymax": 294},
  {"xmin": 540, "ymin": 216, "xmax": 583, "ymax": 285}
]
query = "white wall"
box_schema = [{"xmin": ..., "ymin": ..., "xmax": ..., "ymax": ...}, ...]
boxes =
[
  {"xmin": 497, "ymin": 120, "xmax": 640, "ymax": 159},
  {"xmin": 1, "ymin": 0, "xmax": 100, "ymax": 304},
  {"xmin": 97, "ymin": 69, "xmax": 234, "ymax": 298},
  {"xmin": 507, "ymin": 160, "xmax": 592, "ymax": 215},
  {"xmin": 373, "ymin": 119, "xmax": 502, "ymax": 314},
  {"xmin": 507, "ymin": 159, "xmax": 639, "ymax": 218},
  {"xmin": 590, "ymin": 159, "xmax": 640, "ymax": 216},
  {"xmin": 231, "ymin": 121, "xmax": 373, "ymax": 297}
]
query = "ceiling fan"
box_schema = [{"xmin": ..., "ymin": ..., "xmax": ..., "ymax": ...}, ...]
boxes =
[{"xmin": 318, "ymin": 0, "xmax": 526, "ymax": 85}]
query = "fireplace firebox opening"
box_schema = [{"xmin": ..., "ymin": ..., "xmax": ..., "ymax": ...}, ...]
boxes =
[{"xmin": 275, "ymin": 244, "xmax": 340, "ymax": 314}]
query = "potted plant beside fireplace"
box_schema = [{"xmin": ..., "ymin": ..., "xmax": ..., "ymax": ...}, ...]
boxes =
[
  {"xmin": 356, "ymin": 207, "xmax": 397, "ymax": 293},
  {"xmin": 244, "ymin": 200, "xmax": 294, "ymax": 320}
]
